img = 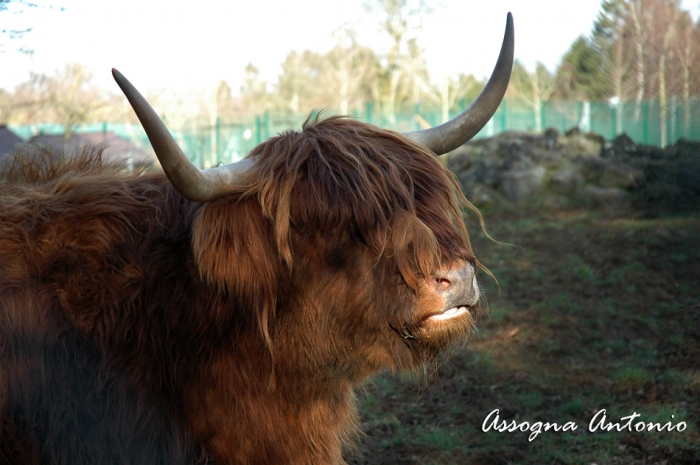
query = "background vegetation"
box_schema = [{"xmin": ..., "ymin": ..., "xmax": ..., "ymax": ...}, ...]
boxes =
[{"xmin": 2, "ymin": 0, "xmax": 700, "ymax": 148}]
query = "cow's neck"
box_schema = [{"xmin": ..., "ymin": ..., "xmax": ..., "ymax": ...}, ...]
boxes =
[{"xmin": 187, "ymin": 334, "xmax": 359, "ymax": 465}]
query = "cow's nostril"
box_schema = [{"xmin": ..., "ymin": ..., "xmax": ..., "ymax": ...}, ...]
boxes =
[{"xmin": 433, "ymin": 277, "xmax": 451, "ymax": 291}]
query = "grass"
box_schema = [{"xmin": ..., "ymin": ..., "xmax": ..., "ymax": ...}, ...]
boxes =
[{"xmin": 349, "ymin": 208, "xmax": 700, "ymax": 465}]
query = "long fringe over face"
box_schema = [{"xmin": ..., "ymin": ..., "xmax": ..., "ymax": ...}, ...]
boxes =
[{"xmin": 227, "ymin": 116, "xmax": 477, "ymax": 288}]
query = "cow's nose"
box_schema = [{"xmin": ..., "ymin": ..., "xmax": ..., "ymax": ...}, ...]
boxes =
[{"xmin": 432, "ymin": 261, "xmax": 479, "ymax": 308}]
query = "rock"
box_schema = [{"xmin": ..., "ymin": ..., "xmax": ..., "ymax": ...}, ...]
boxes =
[
  {"xmin": 559, "ymin": 133, "xmax": 601, "ymax": 159},
  {"xmin": 458, "ymin": 159, "xmax": 500, "ymax": 189},
  {"xmin": 498, "ymin": 166, "xmax": 547, "ymax": 203},
  {"xmin": 611, "ymin": 133, "xmax": 636, "ymax": 154},
  {"xmin": 677, "ymin": 159, "xmax": 700, "ymax": 193},
  {"xmin": 503, "ymin": 152, "xmax": 534, "ymax": 170},
  {"xmin": 579, "ymin": 157, "xmax": 608, "ymax": 184},
  {"xmin": 549, "ymin": 167, "xmax": 583, "ymax": 195},
  {"xmin": 581, "ymin": 185, "xmax": 632, "ymax": 209},
  {"xmin": 673, "ymin": 138, "xmax": 700, "ymax": 158},
  {"xmin": 601, "ymin": 141, "xmax": 616, "ymax": 159},
  {"xmin": 600, "ymin": 164, "xmax": 644, "ymax": 188},
  {"xmin": 446, "ymin": 146, "xmax": 481, "ymax": 174},
  {"xmin": 449, "ymin": 128, "xmax": 700, "ymax": 213},
  {"xmin": 543, "ymin": 194, "xmax": 569, "ymax": 209},
  {"xmin": 463, "ymin": 183, "xmax": 504, "ymax": 207},
  {"xmin": 584, "ymin": 132, "xmax": 606, "ymax": 148},
  {"xmin": 565, "ymin": 126, "xmax": 581, "ymax": 137},
  {"xmin": 543, "ymin": 127, "xmax": 559, "ymax": 150}
]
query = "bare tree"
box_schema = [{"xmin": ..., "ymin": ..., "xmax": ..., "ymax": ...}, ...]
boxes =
[
  {"xmin": 48, "ymin": 64, "xmax": 106, "ymax": 139},
  {"xmin": 651, "ymin": 0, "xmax": 681, "ymax": 145},
  {"xmin": 509, "ymin": 61, "xmax": 558, "ymax": 133},
  {"xmin": 403, "ymin": 37, "xmax": 429, "ymax": 107},
  {"xmin": 7, "ymin": 63, "xmax": 111, "ymax": 138},
  {"xmin": 3, "ymin": 76, "xmax": 42, "ymax": 123},
  {"xmin": 323, "ymin": 29, "xmax": 378, "ymax": 114},
  {"xmin": 365, "ymin": 0, "xmax": 433, "ymax": 120},
  {"xmin": 240, "ymin": 63, "xmax": 272, "ymax": 113},
  {"xmin": 423, "ymin": 73, "xmax": 481, "ymax": 124},
  {"xmin": 672, "ymin": 10, "xmax": 697, "ymax": 136},
  {"xmin": 628, "ymin": 0, "xmax": 653, "ymax": 119}
]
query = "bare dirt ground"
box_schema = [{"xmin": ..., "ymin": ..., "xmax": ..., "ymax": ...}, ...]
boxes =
[{"xmin": 349, "ymin": 206, "xmax": 700, "ymax": 465}]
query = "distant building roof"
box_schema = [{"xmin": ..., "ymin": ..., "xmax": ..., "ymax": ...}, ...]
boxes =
[
  {"xmin": 29, "ymin": 132, "xmax": 156, "ymax": 167},
  {"xmin": 0, "ymin": 125, "xmax": 23, "ymax": 157}
]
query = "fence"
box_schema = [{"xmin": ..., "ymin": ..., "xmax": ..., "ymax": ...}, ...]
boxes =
[{"xmin": 11, "ymin": 97, "xmax": 700, "ymax": 169}]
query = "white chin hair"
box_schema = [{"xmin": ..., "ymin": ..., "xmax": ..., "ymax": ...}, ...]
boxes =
[{"xmin": 429, "ymin": 306, "xmax": 468, "ymax": 321}]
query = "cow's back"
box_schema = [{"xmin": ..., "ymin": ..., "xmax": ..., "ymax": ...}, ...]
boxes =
[{"xmin": 0, "ymin": 149, "xmax": 205, "ymax": 464}]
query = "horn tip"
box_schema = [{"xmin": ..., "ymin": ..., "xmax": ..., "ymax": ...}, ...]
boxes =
[{"xmin": 112, "ymin": 68, "xmax": 127, "ymax": 87}]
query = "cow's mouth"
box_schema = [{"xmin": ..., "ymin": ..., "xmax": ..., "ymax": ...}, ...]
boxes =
[{"xmin": 428, "ymin": 305, "xmax": 472, "ymax": 321}]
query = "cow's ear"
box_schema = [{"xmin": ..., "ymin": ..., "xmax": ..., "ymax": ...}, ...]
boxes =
[{"xmin": 192, "ymin": 197, "xmax": 280, "ymax": 316}]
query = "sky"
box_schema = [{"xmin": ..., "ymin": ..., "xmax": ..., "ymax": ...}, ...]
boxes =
[{"xmin": 2, "ymin": 0, "xmax": 700, "ymax": 96}]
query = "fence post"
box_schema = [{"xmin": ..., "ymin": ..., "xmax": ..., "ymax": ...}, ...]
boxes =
[
  {"xmin": 578, "ymin": 101, "xmax": 591, "ymax": 133},
  {"xmin": 485, "ymin": 117, "xmax": 494, "ymax": 137},
  {"xmin": 576, "ymin": 101, "xmax": 582, "ymax": 129},
  {"xmin": 670, "ymin": 96, "xmax": 677, "ymax": 145},
  {"xmin": 642, "ymin": 102, "xmax": 649, "ymax": 145}
]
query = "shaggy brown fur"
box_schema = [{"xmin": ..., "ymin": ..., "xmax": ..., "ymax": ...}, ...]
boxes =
[{"xmin": 0, "ymin": 117, "xmax": 482, "ymax": 465}]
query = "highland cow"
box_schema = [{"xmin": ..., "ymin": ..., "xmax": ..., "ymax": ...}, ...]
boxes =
[{"xmin": 0, "ymin": 14, "xmax": 513, "ymax": 465}]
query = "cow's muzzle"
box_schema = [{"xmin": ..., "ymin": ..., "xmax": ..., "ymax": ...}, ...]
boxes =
[{"xmin": 429, "ymin": 261, "xmax": 479, "ymax": 321}]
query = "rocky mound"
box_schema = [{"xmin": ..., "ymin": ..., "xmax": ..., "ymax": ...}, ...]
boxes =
[{"xmin": 448, "ymin": 128, "xmax": 700, "ymax": 215}]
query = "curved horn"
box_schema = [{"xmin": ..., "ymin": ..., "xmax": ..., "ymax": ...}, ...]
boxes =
[
  {"xmin": 404, "ymin": 12, "xmax": 514, "ymax": 155},
  {"xmin": 112, "ymin": 69, "xmax": 254, "ymax": 202}
]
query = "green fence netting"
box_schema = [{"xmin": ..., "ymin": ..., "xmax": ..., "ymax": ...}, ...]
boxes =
[{"xmin": 11, "ymin": 97, "xmax": 700, "ymax": 169}]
